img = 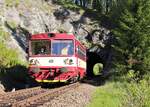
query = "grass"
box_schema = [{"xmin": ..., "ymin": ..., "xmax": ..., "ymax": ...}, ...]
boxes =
[
  {"xmin": 5, "ymin": 0, "xmax": 20, "ymax": 7},
  {"xmin": 0, "ymin": 42, "xmax": 21, "ymax": 68},
  {"xmin": 40, "ymin": 2, "xmax": 53, "ymax": 14},
  {"xmin": 0, "ymin": 28, "xmax": 27, "ymax": 67},
  {"xmin": 0, "ymin": 28, "xmax": 10, "ymax": 41},
  {"xmin": 7, "ymin": 21, "xmax": 17, "ymax": 29},
  {"xmin": 87, "ymin": 82, "xmax": 123, "ymax": 107},
  {"xmin": 88, "ymin": 78, "xmax": 150, "ymax": 107}
]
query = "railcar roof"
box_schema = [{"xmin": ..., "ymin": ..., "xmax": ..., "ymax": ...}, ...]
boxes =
[{"xmin": 30, "ymin": 33, "xmax": 75, "ymax": 40}]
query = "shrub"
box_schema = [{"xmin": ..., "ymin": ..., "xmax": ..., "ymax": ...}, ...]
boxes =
[
  {"xmin": 122, "ymin": 79, "xmax": 150, "ymax": 107},
  {"xmin": 0, "ymin": 42, "xmax": 20, "ymax": 68}
]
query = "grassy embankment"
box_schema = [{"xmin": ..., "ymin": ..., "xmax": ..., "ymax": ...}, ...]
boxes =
[{"xmin": 88, "ymin": 76, "xmax": 150, "ymax": 107}]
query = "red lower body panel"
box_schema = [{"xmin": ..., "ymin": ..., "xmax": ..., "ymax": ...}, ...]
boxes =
[{"xmin": 29, "ymin": 66, "xmax": 86, "ymax": 83}]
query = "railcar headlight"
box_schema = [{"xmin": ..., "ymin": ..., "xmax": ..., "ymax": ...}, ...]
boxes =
[
  {"xmin": 60, "ymin": 67, "xmax": 67, "ymax": 72},
  {"xmin": 60, "ymin": 67, "xmax": 76, "ymax": 73},
  {"xmin": 64, "ymin": 58, "xmax": 74, "ymax": 65},
  {"xmin": 30, "ymin": 67, "xmax": 40, "ymax": 73},
  {"xmin": 29, "ymin": 59, "xmax": 35, "ymax": 65},
  {"xmin": 29, "ymin": 59, "xmax": 40, "ymax": 65}
]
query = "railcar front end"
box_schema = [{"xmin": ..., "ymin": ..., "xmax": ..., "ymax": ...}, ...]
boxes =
[{"xmin": 28, "ymin": 33, "xmax": 86, "ymax": 83}]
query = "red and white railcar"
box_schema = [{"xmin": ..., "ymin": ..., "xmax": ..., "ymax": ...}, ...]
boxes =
[{"xmin": 28, "ymin": 33, "xmax": 86, "ymax": 83}]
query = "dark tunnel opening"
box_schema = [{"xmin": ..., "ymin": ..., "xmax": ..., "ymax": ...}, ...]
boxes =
[{"xmin": 86, "ymin": 52, "xmax": 105, "ymax": 77}]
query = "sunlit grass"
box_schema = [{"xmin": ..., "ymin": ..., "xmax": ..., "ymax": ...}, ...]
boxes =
[
  {"xmin": 87, "ymin": 82, "xmax": 123, "ymax": 107},
  {"xmin": 88, "ymin": 79, "xmax": 150, "ymax": 107},
  {"xmin": 5, "ymin": 0, "xmax": 20, "ymax": 7},
  {"xmin": 0, "ymin": 28, "xmax": 10, "ymax": 41}
]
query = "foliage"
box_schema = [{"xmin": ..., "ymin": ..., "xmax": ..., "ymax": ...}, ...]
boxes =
[
  {"xmin": 112, "ymin": 0, "xmax": 150, "ymax": 79},
  {"xmin": 62, "ymin": 0, "xmax": 124, "ymax": 14},
  {"xmin": 93, "ymin": 63, "xmax": 103, "ymax": 75},
  {"xmin": 88, "ymin": 79, "xmax": 150, "ymax": 107},
  {"xmin": 0, "ymin": 28, "xmax": 26, "ymax": 69},
  {"xmin": 122, "ymin": 79, "xmax": 150, "ymax": 107},
  {"xmin": 55, "ymin": 0, "xmax": 81, "ymax": 10},
  {"xmin": 0, "ymin": 42, "xmax": 21, "ymax": 68}
]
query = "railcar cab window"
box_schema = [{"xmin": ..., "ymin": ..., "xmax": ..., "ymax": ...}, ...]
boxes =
[
  {"xmin": 52, "ymin": 40, "xmax": 74, "ymax": 56},
  {"xmin": 31, "ymin": 41, "xmax": 50, "ymax": 55}
]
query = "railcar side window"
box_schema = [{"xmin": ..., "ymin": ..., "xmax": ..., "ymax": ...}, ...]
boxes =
[
  {"xmin": 77, "ymin": 46, "xmax": 86, "ymax": 59},
  {"xmin": 31, "ymin": 41, "xmax": 50, "ymax": 55},
  {"xmin": 52, "ymin": 40, "xmax": 74, "ymax": 55}
]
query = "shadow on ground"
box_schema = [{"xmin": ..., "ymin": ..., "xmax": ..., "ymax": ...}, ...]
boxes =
[
  {"xmin": 0, "ymin": 65, "xmax": 38, "ymax": 92},
  {"xmin": 80, "ymin": 75, "xmax": 107, "ymax": 87}
]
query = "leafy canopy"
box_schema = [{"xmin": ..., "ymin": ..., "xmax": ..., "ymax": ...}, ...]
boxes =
[{"xmin": 112, "ymin": 0, "xmax": 150, "ymax": 76}]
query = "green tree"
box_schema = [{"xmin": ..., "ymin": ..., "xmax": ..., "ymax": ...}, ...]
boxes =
[{"xmin": 112, "ymin": 0, "xmax": 150, "ymax": 78}]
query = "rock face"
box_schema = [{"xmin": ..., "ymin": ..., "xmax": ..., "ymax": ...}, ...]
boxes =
[{"xmin": 0, "ymin": 83, "xmax": 5, "ymax": 94}]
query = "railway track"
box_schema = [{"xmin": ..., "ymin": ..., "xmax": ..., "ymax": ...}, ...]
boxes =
[
  {"xmin": 0, "ymin": 86, "xmax": 47, "ymax": 107},
  {"xmin": 0, "ymin": 83, "xmax": 80, "ymax": 107}
]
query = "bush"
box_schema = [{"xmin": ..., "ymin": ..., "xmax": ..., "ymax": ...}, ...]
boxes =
[
  {"xmin": 0, "ymin": 42, "xmax": 21, "ymax": 68},
  {"xmin": 122, "ymin": 79, "xmax": 150, "ymax": 107}
]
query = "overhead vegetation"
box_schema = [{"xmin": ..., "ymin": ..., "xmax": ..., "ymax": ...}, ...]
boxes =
[
  {"xmin": 57, "ymin": 0, "xmax": 123, "ymax": 14},
  {"xmin": 53, "ymin": 0, "xmax": 81, "ymax": 10}
]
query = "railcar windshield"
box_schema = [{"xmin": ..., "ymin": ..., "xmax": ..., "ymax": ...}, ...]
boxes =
[
  {"xmin": 31, "ymin": 41, "xmax": 50, "ymax": 55},
  {"xmin": 52, "ymin": 40, "xmax": 74, "ymax": 55}
]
